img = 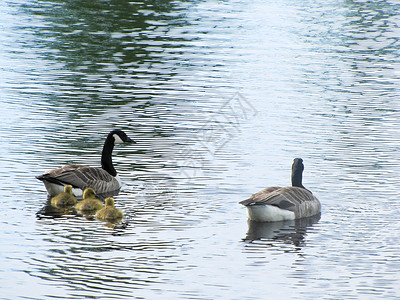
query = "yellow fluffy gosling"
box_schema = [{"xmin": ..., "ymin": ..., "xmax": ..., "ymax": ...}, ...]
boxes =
[
  {"xmin": 96, "ymin": 197, "xmax": 123, "ymax": 222},
  {"xmin": 76, "ymin": 188, "xmax": 103, "ymax": 213},
  {"xmin": 50, "ymin": 185, "xmax": 77, "ymax": 208}
]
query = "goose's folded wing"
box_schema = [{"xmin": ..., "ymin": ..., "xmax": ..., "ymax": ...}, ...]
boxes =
[
  {"xmin": 240, "ymin": 187, "xmax": 315, "ymax": 213},
  {"xmin": 38, "ymin": 165, "xmax": 114, "ymax": 189},
  {"xmin": 239, "ymin": 186, "xmax": 281, "ymax": 206}
]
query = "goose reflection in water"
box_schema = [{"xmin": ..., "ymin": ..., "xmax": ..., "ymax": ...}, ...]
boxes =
[
  {"xmin": 36, "ymin": 200, "xmax": 78, "ymax": 219},
  {"xmin": 243, "ymin": 213, "xmax": 321, "ymax": 248}
]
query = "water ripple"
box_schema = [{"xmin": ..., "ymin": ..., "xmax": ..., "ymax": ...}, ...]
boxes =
[{"xmin": 1, "ymin": 0, "xmax": 400, "ymax": 299}]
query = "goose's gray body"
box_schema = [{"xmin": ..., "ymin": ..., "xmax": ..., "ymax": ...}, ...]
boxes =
[
  {"xmin": 40, "ymin": 164, "xmax": 121, "ymax": 197},
  {"xmin": 239, "ymin": 158, "xmax": 321, "ymax": 222},
  {"xmin": 37, "ymin": 129, "xmax": 134, "ymax": 197}
]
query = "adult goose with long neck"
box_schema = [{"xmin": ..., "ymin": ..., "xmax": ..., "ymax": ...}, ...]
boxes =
[
  {"xmin": 239, "ymin": 158, "xmax": 321, "ymax": 222},
  {"xmin": 37, "ymin": 129, "xmax": 135, "ymax": 197}
]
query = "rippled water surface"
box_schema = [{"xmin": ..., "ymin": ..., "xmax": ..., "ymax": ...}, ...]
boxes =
[{"xmin": 1, "ymin": 0, "xmax": 400, "ymax": 299}]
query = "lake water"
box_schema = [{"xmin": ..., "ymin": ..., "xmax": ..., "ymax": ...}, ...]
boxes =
[{"xmin": 1, "ymin": 0, "xmax": 399, "ymax": 299}]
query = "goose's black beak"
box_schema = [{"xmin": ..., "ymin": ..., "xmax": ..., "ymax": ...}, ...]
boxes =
[{"xmin": 126, "ymin": 137, "xmax": 136, "ymax": 143}]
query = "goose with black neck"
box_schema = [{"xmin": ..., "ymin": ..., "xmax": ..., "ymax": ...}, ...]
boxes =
[
  {"xmin": 239, "ymin": 158, "xmax": 321, "ymax": 222},
  {"xmin": 37, "ymin": 129, "xmax": 135, "ymax": 197}
]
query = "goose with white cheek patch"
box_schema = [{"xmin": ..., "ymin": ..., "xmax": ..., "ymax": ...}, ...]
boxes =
[
  {"xmin": 239, "ymin": 158, "xmax": 321, "ymax": 222},
  {"xmin": 37, "ymin": 129, "xmax": 135, "ymax": 197}
]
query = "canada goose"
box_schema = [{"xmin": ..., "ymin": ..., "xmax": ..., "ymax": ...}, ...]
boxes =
[
  {"xmin": 239, "ymin": 158, "xmax": 321, "ymax": 222},
  {"xmin": 37, "ymin": 129, "xmax": 135, "ymax": 197},
  {"xmin": 76, "ymin": 188, "xmax": 103, "ymax": 213},
  {"xmin": 50, "ymin": 185, "xmax": 77, "ymax": 208},
  {"xmin": 96, "ymin": 197, "xmax": 123, "ymax": 222}
]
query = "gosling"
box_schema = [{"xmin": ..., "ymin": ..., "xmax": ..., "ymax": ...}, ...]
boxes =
[
  {"xmin": 96, "ymin": 197, "xmax": 123, "ymax": 222},
  {"xmin": 50, "ymin": 185, "xmax": 77, "ymax": 208},
  {"xmin": 76, "ymin": 188, "xmax": 103, "ymax": 213}
]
